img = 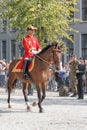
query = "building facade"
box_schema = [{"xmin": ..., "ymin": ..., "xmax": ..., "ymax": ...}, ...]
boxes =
[
  {"xmin": 65, "ymin": 0, "xmax": 87, "ymax": 62},
  {"xmin": 0, "ymin": 21, "xmax": 21, "ymax": 62},
  {"xmin": 0, "ymin": 0, "xmax": 87, "ymax": 62},
  {"xmin": 0, "ymin": 30, "xmax": 20, "ymax": 62}
]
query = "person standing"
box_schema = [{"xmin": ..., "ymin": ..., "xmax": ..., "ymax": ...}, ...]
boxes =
[
  {"xmin": 76, "ymin": 57, "xmax": 86, "ymax": 99},
  {"xmin": 0, "ymin": 60, "xmax": 6, "ymax": 87},
  {"xmin": 85, "ymin": 60, "xmax": 87, "ymax": 93},
  {"xmin": 63, "ymin": 62, "xmax": 70, "ymax": 88},
  {"xmin": 68, "ymin": 55, "xmax": 79, "ymax": 97},
  {"xmin": 22, "ymin": 25, "xmax": 41, "ymax": 80},
  {"xmin": 27, "ymin": 83, "xmax": 34, "ymax": 96}
]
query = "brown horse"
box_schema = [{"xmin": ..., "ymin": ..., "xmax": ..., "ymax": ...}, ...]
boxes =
[{"xmin": 7, "ymin": 43, "xmax": 61, "ymax": 112}]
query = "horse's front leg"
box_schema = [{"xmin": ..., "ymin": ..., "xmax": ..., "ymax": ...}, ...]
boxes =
[
  {"xmin": 37, "ymin": 87, "xmax": 43, "ymax": 113},
  {"xmin": 41, "ymin": 83, "xmax": 46, "ymax": 103},
  {"xmin": 22, "ymin": 83, "xmax": 31, "ymax": 111}
]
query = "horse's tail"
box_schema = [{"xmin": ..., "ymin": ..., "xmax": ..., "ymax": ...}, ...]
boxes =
[
  {"xmin": 6, "ymin": 58, "xmax": 20, "ymax": 92},
  {"xmin": 6, "ymin": 78, "xmax": 17, "ymax": 93},
  {"xmin": 6, "ymin": 76, "xmax": 9, "ymax": 92}
]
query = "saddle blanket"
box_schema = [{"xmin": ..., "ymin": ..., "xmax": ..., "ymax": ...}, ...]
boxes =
[{"xmin": 12, "ymin": 58, "xmax": 35, "ymax": 72}]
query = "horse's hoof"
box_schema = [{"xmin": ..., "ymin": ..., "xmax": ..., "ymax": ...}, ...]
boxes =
[
  {"xmin": 8, "ymin": 104, "xmax": 11, "ymax": 108},
  {"xmin": 27, "ymin": 106, "xmax": 31, "ymax": 111},
  {"xmin": 39, "ymin": 110, "xmax": 43, "ymax": 113},
  {"xmin": 32, "ymin": 102, "xmax": 37, "ymax": 106},
  {"xmin": 39, "ymin": 109, "xmax": 44, "ymax": 113}
]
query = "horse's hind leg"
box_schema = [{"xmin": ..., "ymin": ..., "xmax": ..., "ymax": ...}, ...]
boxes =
[
  {"xmin": 22, "ymin": 83, "xmax": 31, "ymax": 111},
  {"xmin": 7, "ymin": 75, "xmax": 16, "ymax": 108}
]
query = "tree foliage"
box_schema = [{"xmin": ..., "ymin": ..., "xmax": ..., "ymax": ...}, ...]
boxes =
[{"xmin": 0, "ymin": 0, "xmax": 79, "ymax": 46}]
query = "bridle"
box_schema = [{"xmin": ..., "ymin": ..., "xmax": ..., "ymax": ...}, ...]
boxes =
[{"xmin": 35, "ymin": 46, "xmax": 61, "ymax": 70}]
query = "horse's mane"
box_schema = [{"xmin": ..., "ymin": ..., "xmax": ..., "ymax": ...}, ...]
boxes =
[{"xmin": 39, "ymin": 43, "xmax": 57, "ymax": 54}]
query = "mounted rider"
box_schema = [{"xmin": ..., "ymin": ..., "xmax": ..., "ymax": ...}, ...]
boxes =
[{"xmin": 22, "ymin": 25, "xmax": 41, "ymax": 80}]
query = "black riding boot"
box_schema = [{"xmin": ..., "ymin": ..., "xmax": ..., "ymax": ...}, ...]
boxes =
[
  {"xmin": 23, "ymin": 59, "xmax": 29, "ymax": 80},
  {"xmin": 23, "ymin": 58, "xmax": 33, "ymax": 80}
]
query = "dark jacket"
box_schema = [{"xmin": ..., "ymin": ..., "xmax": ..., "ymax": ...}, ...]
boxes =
[{"xmin": 76, "ymin": 64, "xmax": 86, "ymax": 78}]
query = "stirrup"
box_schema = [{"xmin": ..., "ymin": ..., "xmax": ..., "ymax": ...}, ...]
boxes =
[
  {"xmin": 27, "ymin": 71, "xmax": 33, "ymax": 81},
  {"xmin": 23, "ymin": 73, "xmax": 29, "ymax": 80}
]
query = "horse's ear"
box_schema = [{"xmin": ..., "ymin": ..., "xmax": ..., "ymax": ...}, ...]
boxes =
[
  {"xmin": 51, "ymin": 41, "xmax": 58, "ymax": 48},
  {"xmin": 58, "ymin": 43, "xmax": 64, "ymax": 48},
  {"xmin": 54, "ymin": 43, "xmax": 57, "ymax": 48},
  {"xmin": 55, "ymin": 43, "xmax": 58, "ymax": 48},
  {"xmin": 53, "ymin": 41, "xmax": 58, "ymax": 48}
]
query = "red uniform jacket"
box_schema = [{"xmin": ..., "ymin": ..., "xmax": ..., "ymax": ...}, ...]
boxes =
[{"xmin": 22, "ymin": 35, "xmax": 41, "ymax": 60}]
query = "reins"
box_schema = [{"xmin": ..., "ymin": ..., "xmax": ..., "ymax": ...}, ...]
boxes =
[
  {"xmin": 36, "ymin": 48, "xmax": 60, "ymax": 65},
  {"xmin": 36, "ymin": 54, "xmax": 57, "ymax": 72},
  {"xmin": 36, "ymin": 54, "xmax": 51, "ymax": 65}
]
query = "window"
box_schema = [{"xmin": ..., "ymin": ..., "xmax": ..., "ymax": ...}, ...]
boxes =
[
  {"xmin": 0, "ymin": 19, "xmax": 6, "ymax": 32},
  {"xmin": 82, "ymin": 0, "xmax": 87, "ymax": 21},
  {"xmin": 66, "ymin": 35, "xmax": 74, "ymax": 59},
  {"xmin": 81, "ymin": 34, "xmax": 87, "ymax": 58},
  {"xmin": 0, "ymin": 19, "xmax": 7, "ymax": 32},
  {"xmin": 2, "ymin": 41, "xmax": 6, "ymax": 59},
  {"xmin": 11, "ymin": 40, "xmax": 16, "ymax": 59},
  {"xmin": 2, "ymin": 19, "xmax": 7, "ymax": 32}
]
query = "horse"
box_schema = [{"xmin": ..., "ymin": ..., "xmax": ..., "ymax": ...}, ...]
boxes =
[{"xmin": 7, "ymin": 43, "xmax": 61, "ymax": 112}]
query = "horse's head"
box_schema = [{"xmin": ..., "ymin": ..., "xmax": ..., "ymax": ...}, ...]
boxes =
[
  {"xmin": 49, "ymin": 43, "xmax": 62, "ymax": 70},
  {"xmin": 38, "ymin": 43, "xmax": 62, "ymax": 70}
]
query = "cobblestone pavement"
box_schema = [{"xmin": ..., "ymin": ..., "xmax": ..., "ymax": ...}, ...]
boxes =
[{"xmin": 0, "ymin": 88, "xmax": 87, "ymax": 130}]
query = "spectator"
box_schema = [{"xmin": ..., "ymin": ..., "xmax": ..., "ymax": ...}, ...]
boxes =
[
  {"xmin": 0, "ymin": 60, "xmax": 6, "ymax": 87},
  {"xmin": 68, "ymin": 55, "xmax": 79, "ymax": 97},
  {"xmin": 47, "ymin": 62, "xmax": 57, "ymax": 91},
  {"xmin": 27, "ymin": 83, "xmax": 34, "ymax": 96},
  {"xmin": 76, "ymin": 57, "xmax": 86, "ymax": 99},
  {"xmin": 63, "ymin": 62, "xmax": 70, "ymax": 88},
  {"xmin": 85, "ymin": 60, "xmax": 87, "ymax": 93}
]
